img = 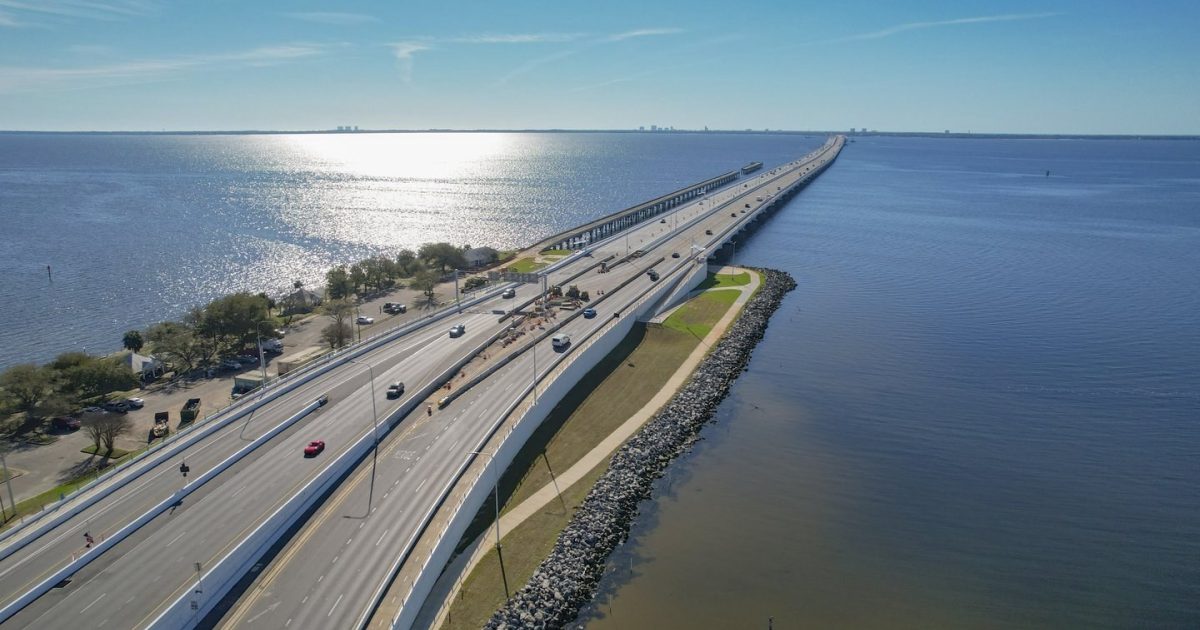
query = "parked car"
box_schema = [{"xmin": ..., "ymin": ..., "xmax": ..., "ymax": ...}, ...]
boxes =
[
  {"xmin": 81, "ymin": 406, "xmax": 105, "ymax": 414},
  {"xmin": 103, "ymin": 401, "xmax": 129, "ymax": 413},
  {"xmin": 582, "ymin": 308, "xmax": 596, "ymax": 318},
  {"xmin": 304, "ymin": 440, "xmax": 326, "ymax": 457},
  {"xmin": 551, "ymin": 333, "xmax": 571, "ymax": 349},
  {"xmin": 386, "ymin": 382, "xmax": 405, "ymax": 399},
  {"xmin": 124, "ymin": 397, "xmax": 144, "ymax": 409},
  {"xmin": 237, "ymin": 355, "xmax": 258, "ymax": 365},
  {"xmin": 383, "ymin": 302, "xmax": 407, "ymax": 314},
  {"xmin": 220, "ymin": 358, "xmax": 242, "ymax": 371},
  {"xmin": 356, "ymin": 315, "xmax": 375, "ymax": 325},
  {"xmin": 448, "ymin": 324, "xmax": 466, "ymax": 338},
  {"xmin": 51, "ymin": 416, "xmax": 80, "ymax": 431}
]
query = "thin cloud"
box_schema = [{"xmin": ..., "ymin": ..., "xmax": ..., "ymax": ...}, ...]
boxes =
[
  {"xmin": 390, "ymin": 41, "xmax": 430, "ymax": 83},
  {"xmin": 498, "ymin": 48, "xmax": 579, "ymax": 85},
  {"xmin": 605, "ymin": 27, "xmax": 684, "ymax": 42},
  {"xmin": 0, "ymin": 10, "xmax": 21, "ymax": 27},
  {"xmin": 447, "ymin": 32, "xmax": 584, "ymax": 44},
  {"xmin": 0, "ymin": 0, "xmax": 155, "ymax": 21},
  {"xmin": 0, "ymin": 43, "xmax": 327, "ymax": 93},
  {"xmin": 842, "ymin": 12, "xmax": 1061, "ymax": 42},
  {"xmin": 286, "ymin": 12, "xmax": 378, "ymax": 26}
]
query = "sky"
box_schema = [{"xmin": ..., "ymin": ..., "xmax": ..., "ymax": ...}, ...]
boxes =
[{"xmin": 0, "ymin": 1, "xmax": 1197, "ymax": 134}]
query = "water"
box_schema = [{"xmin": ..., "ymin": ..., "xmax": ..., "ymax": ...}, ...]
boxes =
[
  {"xmin": 3, "ymin": 134, "xmax": 1197, "ymax": 627},
  {"xmin": 0, "ymin": 132, "xmax": 820, "ymax": 367},
  {"xmin": 580, "ymin": 137, "xmax": 1200, "ymax": 628}
]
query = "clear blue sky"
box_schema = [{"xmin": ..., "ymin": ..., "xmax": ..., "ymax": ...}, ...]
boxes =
[{"xmin": 1, "ymin": 1, "xmax": 1196, "ymax": 134}]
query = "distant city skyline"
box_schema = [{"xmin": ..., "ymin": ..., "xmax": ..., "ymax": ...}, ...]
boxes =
[{"xmin": 1, "ymin": 1, "xmax": 1197, "ymax": 135}]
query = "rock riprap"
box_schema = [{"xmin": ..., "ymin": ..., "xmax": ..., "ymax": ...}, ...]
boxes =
[{"xmin": 487, "ymin": 268, "xmax": 797, "ymax": 630}]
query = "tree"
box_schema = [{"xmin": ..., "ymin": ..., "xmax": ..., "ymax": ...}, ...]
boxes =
[
  {"xmin": 395, "ymin": 249, "xmax": 418, "ymax": 276},
  {"xmin": 348, "ymin": 263, "xmax": 367, "ymax": 295},
  {"xmin": 122, "ymin": 330, "xmax": 144, "ymax": 353},
  {"xmin": 293, "ymin": 279, "xmax": 304, "ymax": 289},
  {"xmin": 325, "ymin": 266, "xmax": 353, "ymax": 300},
  {"xmin": 418, "ymin": 242, "xmax": 466, "ymax": 273},
  {"xmin": 320, "ymin": 321, "xmax": 353, "ymax": 349},
  {"xmin": 463, "ymin": 276, "xmax": 488, "ymax": 291},
  {"xmin": 257, "ymin": 292, "xmax": 276, "ymax": 317},
  {"xmin": 59, "ymin": 357, "xmax": 137, "ymax": 401},
  {"xmin": 321, "ymin": 299, "xmax": 356, "ymax": 348},
  {"xmin": 146, "ymin": 321, "xmax": 201, "ymax": 373},
  {"xmin": 0, "ymin": 364, "xmax": 55, "ymax": 417},
  {"xmin": 82, "ymin": 412, "xmax": 131, "ymax": 456},
  {"xmin": 203, "ymin": 292, "xmax": 270, "ymax": 351},
  {"xmin": 410, "ymin": 269, "xmax": 439, "ymax": 303}
]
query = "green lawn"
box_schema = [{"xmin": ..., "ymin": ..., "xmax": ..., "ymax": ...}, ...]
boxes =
[
  {"xmin": 540, "ymin": 248, "xmax": 572, "ymax": 257},
  {"xmin": 81, "ymin": 444, "xmax": 132, "ymax": 459},
  {"xmin": 507, "ymin": 258, "xmax": 548, "ymax": 273},
  {"xmin": 662, "ymin": 289, "xmax": 740, "ymax": 340},
  {"xmin": 697, "ymin": 270, "xmax": 752, "ymax": 290},
  {"xmin": 446, "ymin": 276, "xmax": 748, "ymax": 626}
]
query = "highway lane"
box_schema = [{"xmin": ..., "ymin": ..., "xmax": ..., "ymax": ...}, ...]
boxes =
[
  {"xmin": 2, "ymin": 137, "xmax": 841, "ymax": 629},
  {"xmin": 221, "ymin": 139, "xmax": 844, "ymax": 629},
  {"xmin": 0, "ymin": 291, "xmax": 539, "ymax": 629}
]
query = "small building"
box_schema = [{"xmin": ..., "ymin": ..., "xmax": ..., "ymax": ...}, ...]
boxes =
[
  {"xmin": 463, "ymin": 246, "xmax": 499, "ymax": 269},
  {"xmin": 281, "ymin": 288, "xmax": 323, "ymax": 314},
  {"xmin": 124, "ymin": 351, "xmax": 165, "ymax": 379}
]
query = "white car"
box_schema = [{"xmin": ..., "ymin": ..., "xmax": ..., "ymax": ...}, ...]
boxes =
[
  {"xmin": 356, "ymin": 316, "xmax": 375, "ymax": 325},
  {"xmin": 551, "ymin": 333, "xmax": 571, "ymax": 349},
  {"xmin": 124, "ymin": 397, "xmax": 145, "ymax": 409}
]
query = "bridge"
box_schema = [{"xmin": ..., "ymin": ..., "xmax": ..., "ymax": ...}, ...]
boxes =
[{"xmin": 0, "ymin": 135, "xmax": 844, "ymax": 629}]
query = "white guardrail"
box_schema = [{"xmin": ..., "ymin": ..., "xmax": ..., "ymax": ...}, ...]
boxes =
[
  {"xmin": 386, "ymin": 259, "xmax": 707, "ymax": 629},
  {"xmin": 147, "ymin": 308, "xmax": 532, "ymax": 628},
  {"xmin": 0, "ymin": 399, "xmax": 324, "ymax": 625},
  {"xmin": 0, "ymin": 281, "xmax": 527, "ymax": 561}
]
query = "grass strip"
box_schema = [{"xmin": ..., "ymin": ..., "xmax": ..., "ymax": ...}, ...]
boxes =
[{"xmin": 445, "ymin": 271, "xmax": 752, "ymax": 625}]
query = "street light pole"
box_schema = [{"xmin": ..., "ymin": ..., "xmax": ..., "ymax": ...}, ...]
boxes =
[
  {"xmin": 349, "ymin": 360, "xmax": 380, "ymax": 512},
  {"xmin": 0, "ymin": 450, "xmax": 14, "ymax": 521},
  {"xmin": 255, "ymin": 320, "xmax": 273, "ymax": 393},
  {"xmin": 470, "ymin": 449, "xmax": 509, "ymax": 599}
]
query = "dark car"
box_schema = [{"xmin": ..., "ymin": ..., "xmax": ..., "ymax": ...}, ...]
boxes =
[
  {"xmin": 582, "ymin": 308, "xmax": 596, "ymax": 318},
  {"xmin": 745, "ymin": 203, "xmax": 751, "ymax": 208},
  {"xmin": 304, "ymin": 440, "xmax": 325, "ymax": 457},
  {"xmin": 51, "ymin": 416, "xmax": 80, "ymax": 431},
  {"xmin": 671, "ymin": 252, "xmax": 680, "ymax": 258},
  {"xmin": 448, "ymin": 324, "xmax": 466, "ymax": 338},
  {"xmin": 386, "ymin": 382, "xmax": 405, "ymax": 399},
  {"xmin": 103, "ymin": 401, "xmax": 129, "ymax": 414},
  {"xmin": 705, "ymin": 229, "xmax": 713, "ymax": 235},
  {"xmin": 731, "ymin": 213, "xmax": 737, "ymax": 217},
  {"xmin": 647, "ymin": 270, "xmax": 659, "ymax": 281}
]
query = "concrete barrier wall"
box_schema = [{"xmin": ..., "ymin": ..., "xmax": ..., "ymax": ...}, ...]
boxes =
[
  {"xmin": 0, "ymin": 400, "xmax": 322, "ymax": 625},
  {"xmin": 148, "ymin": 319, "xmax": 512, "ymax": 628},
  {"xmin": 0, "ymin": 283, "xmax": 515, "ymax": 562},
  {"xmin": 390, "ymin": 266, "xmax": 683, "ymax": 629}
]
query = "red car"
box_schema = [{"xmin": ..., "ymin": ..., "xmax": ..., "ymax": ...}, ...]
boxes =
[{"xmin": 303, "ymin": 440, "xmax": 325, "ymax": 457}]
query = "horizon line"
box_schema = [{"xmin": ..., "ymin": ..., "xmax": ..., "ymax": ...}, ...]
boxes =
[{"xmin": 1, "ymin": 128, "xmax": 1197, "ymax": 139}]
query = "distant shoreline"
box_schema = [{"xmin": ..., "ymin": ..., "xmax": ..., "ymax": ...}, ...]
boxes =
[{"xmin": 1, "ymin": 128, "xmax": 1197, "ymax": 141}]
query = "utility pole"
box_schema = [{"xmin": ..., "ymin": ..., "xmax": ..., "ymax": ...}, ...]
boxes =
[{"xmin": 0, "ymin": 450, "xmax": 15, "ymax": 521}]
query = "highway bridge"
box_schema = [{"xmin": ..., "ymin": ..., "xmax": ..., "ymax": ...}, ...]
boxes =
[{"xmin": 0, "ymin": 135, "xmax": 844, "ymax": 629}]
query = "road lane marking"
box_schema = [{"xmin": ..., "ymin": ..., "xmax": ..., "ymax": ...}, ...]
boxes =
[
  {"xmin": 415, "ymin": 478, "xmax": 427, "ymax": 492},
  {"xmin": 376, "ymin": 530, "xmax": 389, "ymax": 547},
  {"xmin": 328, "ymin": 593, "xmax": 344, "ymax": 617},
  {"xmin": 165, "ymin": 531, "xmax": 188, "ymax": 547},
  {"xmin": 80, "ymin": 592, "xmax": 106, "ymax": 613}
]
